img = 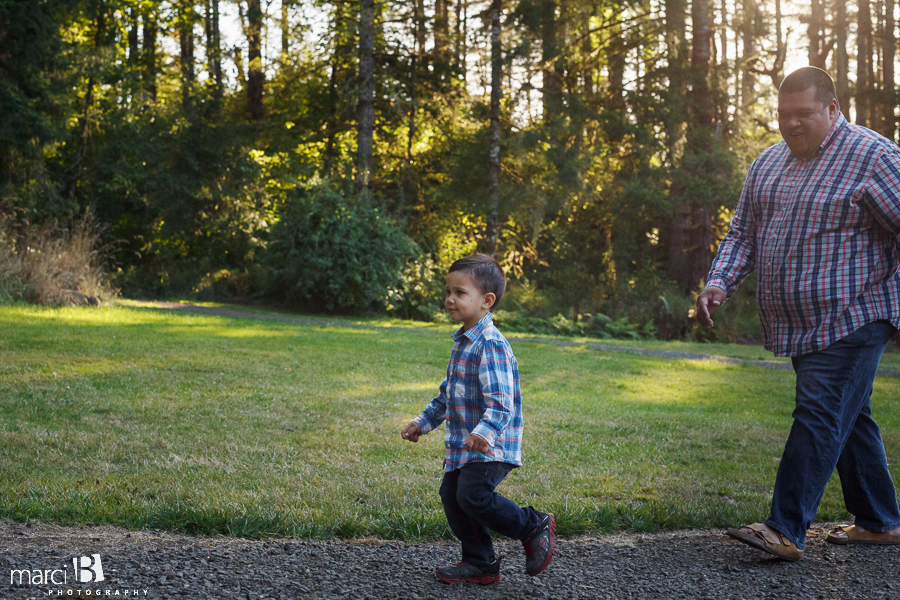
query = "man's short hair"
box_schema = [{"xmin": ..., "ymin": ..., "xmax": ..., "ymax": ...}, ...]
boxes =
[
  {"xmin": 779, "ymin": 66, "xmax": 837, "ymax": 106},
  {"xmin": 449, "ymin": 253, "xmax": 506, "ymax": 310}
]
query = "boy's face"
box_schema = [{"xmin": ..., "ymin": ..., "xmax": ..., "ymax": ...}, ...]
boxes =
[{"xmin": 445, "ymin": 271, "xmax": 495, "ymax": 331}]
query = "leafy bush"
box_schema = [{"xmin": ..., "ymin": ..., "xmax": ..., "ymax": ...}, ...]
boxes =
[
  {"xmin": 492, "ymin": 309, "xmax": 656, "ymax": 340},
  {"xmin": 264, "ymin": 182, "xmax": 417, "ymax": 312},
  {"xmin": 0, "ymin": 213, "xmax": 118, "ymax": 306}
]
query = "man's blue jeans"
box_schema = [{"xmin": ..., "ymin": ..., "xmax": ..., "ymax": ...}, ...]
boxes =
[
  {"xmin": 766, "ymin": 320, "xmax": 900, "ymax": 550},
  {"xmin": 439, "ymin": 461, "xmax": 543, "ymax": 568}
]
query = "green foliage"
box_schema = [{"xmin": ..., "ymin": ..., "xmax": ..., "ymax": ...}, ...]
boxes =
[
  {"xmin": 493, "ymin": 309, "xmax": 657, "ymax": 340},
  {"xmin": 265, "ymin": 182, "xmax": 417, "ymax": 312}
]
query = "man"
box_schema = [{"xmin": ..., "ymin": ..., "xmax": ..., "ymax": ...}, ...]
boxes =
[{"xmin": 697, "ymin": 66, "xmax": 900, "ymax": 561}]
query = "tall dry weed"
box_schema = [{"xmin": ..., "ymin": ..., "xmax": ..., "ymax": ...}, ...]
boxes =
[{"xmin": 0, "ymin": 213, "xmax": 118, "ymax": 306}]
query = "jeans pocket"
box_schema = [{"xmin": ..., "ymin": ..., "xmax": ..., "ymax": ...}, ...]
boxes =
[{"xmin": 485, "ymin": 462, "xmax": 511, "ymax": 488}]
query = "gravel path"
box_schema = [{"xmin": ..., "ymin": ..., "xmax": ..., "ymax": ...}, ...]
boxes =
[
  {"xmin": 2, "ymin": 521, "xmax": 898, "ymax": 600},
  {"xmin": 133, "ymin": 301, "xmax": 900, "ymax": 378}
]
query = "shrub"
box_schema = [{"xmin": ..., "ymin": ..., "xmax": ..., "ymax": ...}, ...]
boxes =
[
  {"xmin": 0, "ymin": 213, "xmax": 118, "ymax": 306},
  {"xmin": 265, "ymin": 182, "xmax": 417, "ymax": 312}
]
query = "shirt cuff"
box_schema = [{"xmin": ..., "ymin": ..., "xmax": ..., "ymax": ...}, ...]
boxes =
[
  {"xmin": 705, "ymin": 279, "xmax": 729, "ymax": 296},
  {"xmin": 471, "ymin": 422, "xmax": 497, "ymax": 446},
  {"xmin": 414, "ymin": 414, "xmax": 436, "ymax": 435}
]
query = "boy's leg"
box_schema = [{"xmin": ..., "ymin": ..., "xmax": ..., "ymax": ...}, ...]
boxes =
[
  {"xmin": 455, "ymin": 462, "xmax": 543, "ymax": 547},
  {"xmin": 439, "ymin": 466, "xmax": 501, "ymax": 568}
]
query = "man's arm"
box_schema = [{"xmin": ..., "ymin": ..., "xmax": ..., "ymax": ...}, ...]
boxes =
[
  {"xmin": 865, "ymin": 149, "xmax": 900, "ymax": 237},
  {"xmin": 697, "ymin": 165, "xmax": 760, "ymax": 328},
  {"xmin": 866, "ymin": 150, "xmax": 900, "ymax": 348}
]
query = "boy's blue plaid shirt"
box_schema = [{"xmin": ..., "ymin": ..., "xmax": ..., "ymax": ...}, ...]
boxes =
[{"xmin": 414, "ymin": 312, "xmax": 524, "ymax": 472}]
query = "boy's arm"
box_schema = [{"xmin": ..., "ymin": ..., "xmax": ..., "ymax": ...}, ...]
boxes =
[
  {"xmin": 470, "ymin": 339, "xmax": 515, "ymax": 447},
  {"xmin": 412, "ymin": 377, "xmax": 449, "ymax": 435}
]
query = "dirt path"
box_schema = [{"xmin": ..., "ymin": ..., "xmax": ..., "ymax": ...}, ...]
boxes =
[
  {"xmin": 2, "ymin": 520, "xmax": 897, "ymax": 600},
  {"xmin": 133, "ymin": 301, "xmax": 900, "ymax": 378}
]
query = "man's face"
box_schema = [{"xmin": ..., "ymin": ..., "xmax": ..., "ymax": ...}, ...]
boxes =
[{"xmin": 778, "ymin": 87, "xmax": 839, "ymax": 159}]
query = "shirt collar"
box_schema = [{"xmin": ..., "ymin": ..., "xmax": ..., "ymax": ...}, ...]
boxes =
[{"xmin": 452, "ymin": 311, "xmax": 493, "ymax": 343}]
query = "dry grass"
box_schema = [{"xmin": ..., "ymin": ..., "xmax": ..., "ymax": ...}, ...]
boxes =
[{"xmin": 0, "ymin": 213, "xmax": 117, "ymax": 306}]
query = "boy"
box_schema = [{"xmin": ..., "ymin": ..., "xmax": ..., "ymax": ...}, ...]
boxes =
[{"xmin": 401, "ymin": 253, "xmax": 555, "ymax": 584}]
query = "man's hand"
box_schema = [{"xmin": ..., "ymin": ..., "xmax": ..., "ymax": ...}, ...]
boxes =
[
  {"xmin": 401, "ymin": 422, "xmax": 422, "ymax": 442},
  {"xmin": 463, "ymin": 433, "xmax": 490, "ymax": 454},
  {"xmin": 894, "ymin": 329, "xmax": 900, "ymax": 347},
  {"xmin": 696, "ymin": 286, "xmax": 726, "ymax": 329}
]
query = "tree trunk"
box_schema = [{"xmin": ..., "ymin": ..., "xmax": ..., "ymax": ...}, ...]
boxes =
[
  {"xmin": 581, "ymin": 3, "xmax": 593, "ymax": 101},
  {"xmin": 858, "ymin": 0, "xmax": 871, "ymax": 126},
  {"xmin": 884, "ymin": 0, "xmax": 895, "ymax": 139},
  {"xmin": 142, "ymin": 8, "xmax": 157, "ymax": 102},
  {"xmin": 434, "ymin": 0, "xmax": 449, "ymax": 60},
  {"xmin": 282, "ymin": 0, "xmax": 290, "ymax": 56},
  {"xmin": 836, "ymin": 0, "xmax": 849, "ymax": 112},
  {"xmin": 540, "ymin": 0, "xmax": 561, "ymax": 129},
  {"xmin": 669, "ymin": 0, "xmax": 712, "ymax": 293},
  {"xmin": 205, "ymin": 0, "xmax": 223, "ymax": 102},
  {"xmin": 69, "ymin": 9, "xmax": 106, "ymax": 199},
  {"xmin": 741, "ymin": 0, "xmax": 755, "ymax": 112},
  {"xmin": 809, "ymin": 0, "xmax": 822, "ymax": 67},
  {"xmin": 355, "ymin": 0, "xmax": 376, "ymax": 192},
  {"xmin": 179, "ymin": 2, "xmax": 195, "ymax": 113},
  {"xmin": 128, "ymin": 7, "xmax": 139, "ymax": 64},
  {"xmin": 772, "ymin": 0, "xmax": 785, "ymax": 87},
  {"xmin": 665, "ymin": 0, "xmax": 687, "ymax": 160},
  {"xmin": 484, "ymin": 0, "xmax": 501, "ymax": 257},
  {"xmin": 246, "ymin": 0, "xmax": 264, "ymax": 121}
]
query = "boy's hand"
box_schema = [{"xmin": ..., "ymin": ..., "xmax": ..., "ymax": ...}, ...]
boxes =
[
  {"xmin": 401, "ymin": 422, "xmax": 422, "ymax": 442},
  {"xmin": 463, "ymin": 433, "xmax": 490, "ymax": 454}
]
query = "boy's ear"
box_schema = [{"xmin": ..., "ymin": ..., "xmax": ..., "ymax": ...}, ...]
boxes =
[{"xmin": 483, "ymin": 292, "xmax": 497, "ymax": 309}]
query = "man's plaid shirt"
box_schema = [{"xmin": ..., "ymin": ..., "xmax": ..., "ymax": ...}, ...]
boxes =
[
  {"xmin": 414, "ymin": 311, "xmax": 524, "ymax": 472},
  {"xmin": 708, "ymin": 113, "xmax": 900, "ymax": 357}
]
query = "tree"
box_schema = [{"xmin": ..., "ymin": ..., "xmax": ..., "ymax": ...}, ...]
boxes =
[
  {"xmin": 835, "ymin": 0, "xmax": 850, "ymax": 113},
  {"xmin": 355, "ymin": 0, "xmax": 376, "ymax": 192},
  {"xmin": 484, "ymin": 0, "xmax": 502, "ymax": 256},
  {"xmin": 178, "ymin": 1, "xmax": 195, "ymax": 113},
  {"xmin": 246, "ymin": 0, "xmax": 264, "ymax": 120},
  {"xmin": 857, "ymin": 0, "xmax": 872, "ymax": 126},
  {"xmin": 205, "ymin": 0, "xmax": 223, "ymax": 103}
]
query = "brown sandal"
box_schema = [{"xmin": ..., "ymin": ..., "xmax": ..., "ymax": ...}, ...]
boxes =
[
  {"xmin": 727, "ymin": 523, "xmax": 803, "ymax": 561},
  {"xmin": 826, "ymin": 525, "xmax": 900, "ymax": 545}
]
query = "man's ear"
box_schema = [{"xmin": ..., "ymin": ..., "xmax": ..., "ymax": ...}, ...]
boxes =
[{"xmin": 483, "ymin": 293, "xmax": 496, "ymax": 309}]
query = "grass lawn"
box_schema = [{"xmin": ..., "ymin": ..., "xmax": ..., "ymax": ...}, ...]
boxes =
[{"xmin": 1, "ymin": 302, "xmax": 899, "ymax": 540}]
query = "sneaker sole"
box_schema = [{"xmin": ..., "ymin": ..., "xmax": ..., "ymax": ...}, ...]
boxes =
[
  {"xmin": 527, "ymin": 513, "xmax": 556, "ymax": 576},
  {"xmin": 436, "ymin": 571, "xmax": 501, "ymax": 585}
]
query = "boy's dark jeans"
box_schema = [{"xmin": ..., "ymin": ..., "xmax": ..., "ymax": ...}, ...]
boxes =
[{"xmin": 440, "ymin": 461, "xmax": 544, "ymax": 568}]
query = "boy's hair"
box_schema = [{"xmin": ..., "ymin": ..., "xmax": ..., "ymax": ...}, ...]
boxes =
[{"xmin": 448, "ymin": 253, "xmax": 506, "ymax": 310}]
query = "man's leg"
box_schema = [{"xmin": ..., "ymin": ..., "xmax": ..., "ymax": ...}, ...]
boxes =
[
  {"xmin": 836, "ymin": 375, "xmax": 900, "ymax": 533},
  {"xmin": 766, "ymin": 321, "xmax": 898, "ymax": 549}
]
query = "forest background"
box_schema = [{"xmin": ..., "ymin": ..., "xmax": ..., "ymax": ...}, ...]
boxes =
[{"xmin": 2, "ymin": 0, "xmax": 898, "ymax": 342}]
